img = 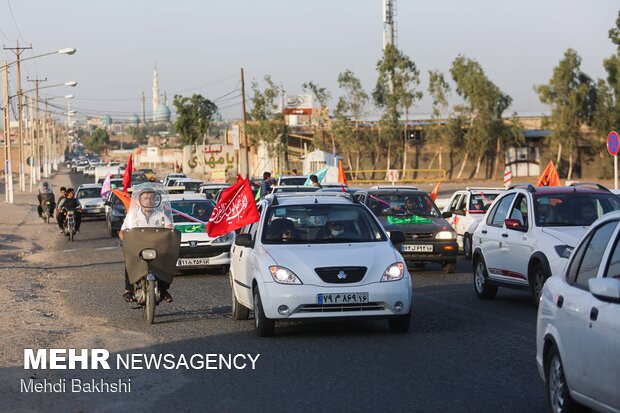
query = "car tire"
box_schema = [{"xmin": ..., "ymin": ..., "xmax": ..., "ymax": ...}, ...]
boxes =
[
  {"xmin": 531, "ymin": 261, "xmax": 550, "ymax": 306},
  {"xmin": 463, "ymin": 234, "xmax": 472, "ymax": 260},
  {"xmin": 230, "ymin": 272, "xmax": 249, "ymax": 321},
  {"xmin": 473, "ymin": 255, "xmax": 498, "ymax": 299},
  {"xmin": 253, "ymin": 287, "xmax": 275, "ymax": 337},
  {"xmin": 545, "ymin": 346, "xmax": 586, "ymax": 413},
  {"xmin": 442, "ymin": 262, "xmax": 456, "ymax": 273},
  {"xmin": 388, "ymin": 310, "xmax": 411, "ymax": 333}
]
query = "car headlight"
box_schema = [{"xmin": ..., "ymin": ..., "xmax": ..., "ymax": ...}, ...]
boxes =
[
  {"xmin": 269, "ymin": 266, "xmax": 302, "ymax": 284},
  {"xmin": 435, "ymin": 230, "xmax": 456, "ymax": 240},
  {"xmin": 554, "ymin": 245, "xmax": 574, "ymax": 259},
  {"xmin": 212, "ymin": 232, "xmax": 234, "ymax": 244},
  {"xmin": 381, "ymin": 262, "xmax": 405, "ymax": 282}
]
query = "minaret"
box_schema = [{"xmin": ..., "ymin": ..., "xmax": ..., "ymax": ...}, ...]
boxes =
[{"xmin": 152, "ymin": 65, "xmax": 160, "ymax": 121}]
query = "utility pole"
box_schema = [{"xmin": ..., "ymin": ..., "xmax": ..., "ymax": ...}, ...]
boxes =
[
  {"xmin": 4, "ymin": 42, "xmax": 32, "ymax": 192},
  {"xmin": 28, "ymin": 77, "xmax": 47, "ymax": 180},
  {"xmin": 240, "ymin": 67, "xmax": 250, "ymax": 179},
  {"xmin": 2, "ymin": 61, "xmax": 14, "ymax": 203},
  {"xmin": 29, "ymin": 96, "xmax": 35, "ymax": 191}
]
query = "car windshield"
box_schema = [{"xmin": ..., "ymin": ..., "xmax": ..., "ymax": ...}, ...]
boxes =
[
  {"xmin": 272, "ymin": 186, "xmax": 319, "ymax": 193},
  {"xmin": 367, "ymin": 192, "xmax": 440, "ymax": 218},
  {"xmin": 170, "ymin": 200, "xmax": 214, "ymax": 223},
  {"xmin": 279, "ymin": 177, "xmax": 307, "ymax": 186},
  {"xmin": 534, "ymin": 193, "xmax": 620, "ymax": 226},
  {"xmin": 181, "ymin": 181, "xmax": 201, "ymax": 192},
  {"xmin": 262, "ymin": 204, "xmax": 387, "ymax": 244},
  {"xmin": 77, "ymin": 188, "xmax": 102, "ymax": 199},
  {"xmin": 469, "ymin": 193, "xmax": 500, "ymax": 213}
]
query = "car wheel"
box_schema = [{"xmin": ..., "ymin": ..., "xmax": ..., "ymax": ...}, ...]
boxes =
[
  {"xmin": 388, "ymin": 310, "xmax": 411, "ymax": 333},
  {"xmin": 442, "ymin": 262, "xmax": 456, "ymax": 273},
  {"xmin": 253, "ymin": 287, "xmax": 274, "ymax": 337},
  {"xmin": 531, "ymin": 262, "xmax": 550, "ymax": 306},
  {"xmin": 473, "ymin": 255, "xmax": 497, "ymax": 299},
  {"xmin": 463, "ymin": 234, "xmax": 472, "ymax": 260},
  {"xmin": 546, "ymin": 346, "xmax": 585, "ymax": 413},
  {"xmin": 230, "ymin": 272, "xmax": 249, "ymax": 321}
]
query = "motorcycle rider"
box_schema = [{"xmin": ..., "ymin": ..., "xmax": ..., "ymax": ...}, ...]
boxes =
[
  {"xmin": 37, "ymin": 182, "xmax": 56, "ymax": 219},
  {"xmin": 55, "ymin": 187, "xmax": 67, "ymax": 230},
  {"xmin": 57, "ymin": 188, "xmax": 82, "ymax": 233},
  {"xmin": 119, "ymin": 185, "xmax": 174, "ymax": 303}
]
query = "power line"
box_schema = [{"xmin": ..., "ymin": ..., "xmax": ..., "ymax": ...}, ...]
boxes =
[{"xmin": 5, "ymin": 0, "xmax": 27, "ymax": 43}]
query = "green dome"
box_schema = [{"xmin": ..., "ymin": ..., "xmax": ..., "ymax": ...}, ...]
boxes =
[
  {"xmin": 101, "ymin": 115, "xmax": 112, "ymax": 125},
  {"xmin": 129, "ymin": 114, "xmax": 140, "ymax": 125},
  {"xmin": 154, "ymin": 104, "xmax": 171, "ymax": 123}
]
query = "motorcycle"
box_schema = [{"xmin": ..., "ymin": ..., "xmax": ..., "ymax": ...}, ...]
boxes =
[
  {"xmin": 40, "ymin": 199, "xmax": 53, "ymax": 224},
  {"xmin": 62, "ymin": 208, "xmax": 78, "ymax": 242},
  {"xmin": 121, "ymin": 227, "xmax": 181, "ymax": 324}
]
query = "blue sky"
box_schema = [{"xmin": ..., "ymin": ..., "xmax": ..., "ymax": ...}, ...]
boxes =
[{"xmin": 1, "ymin": 0, "xmax": 618, "ymax": 121}]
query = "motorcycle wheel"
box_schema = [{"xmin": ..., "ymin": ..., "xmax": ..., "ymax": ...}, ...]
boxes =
[
  {"xmin": 144, "ymin": 279, "xmax": 155, "ymax": 324},
  {"xmin": 69, "ymin": 226, "xmax": 74, "ymax": 242},
  {"xmin": 45, "ymin": 214, "xmax": 49, "ymax": 224}
]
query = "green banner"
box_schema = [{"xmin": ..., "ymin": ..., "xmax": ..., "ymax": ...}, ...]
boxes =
[
  {"xmin": 387, "ymin": 215, "xmax": 432, "ymax": 225},
  {"xmin": 174, "ymin": 224, "xmax": 206, "ymax": 233}
]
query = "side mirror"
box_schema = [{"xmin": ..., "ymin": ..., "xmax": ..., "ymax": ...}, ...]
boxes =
[
  {"xmin": 235, "ymin": 233, "xmax": 255, "ymax": 248},
  {"xmin": 442, "ymin": 211, "xmax": 453, "ymax": 218},
  {"xmin": 588, "ymin": 278, "xmax": 620, "ymax": 304},
  {"xmin": 504, "ymin": 218, "xmax": 526, "ymax": 231},
  {"xmin": 390, "ymin": 230, "xmax": 406, "ymax": 244}
]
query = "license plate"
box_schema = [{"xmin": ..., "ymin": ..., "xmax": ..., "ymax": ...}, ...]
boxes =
[
  {"xmin": 317, "ymin": 292, "xmax": 368, "ymax": 305},
  {"xmin": 402, "ymin": 244, "xmax": 433, "ymax": 252},
  {"xmin": 176, "ymin": 258, "xmax": 210, "ymax": 266},
  {"xmin": 90, "ymin": 208, "xmax": 101, "ymax": 213}
]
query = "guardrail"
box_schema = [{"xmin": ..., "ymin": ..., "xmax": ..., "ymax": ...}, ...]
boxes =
[{"xmin": 347, "ymin": 169, "xmax": 446, "ymax": 184}]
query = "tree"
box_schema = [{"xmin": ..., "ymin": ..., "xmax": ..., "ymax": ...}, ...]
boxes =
[
  {"xmin": 302, "ymin": 81, "xmax": 332, "ymax": 150},
  {"xmin": 450, "ymin": 55, "xmax": 515, "ymax": 179},
  {"xmin": 373, "ymin": 45, "xmax": 422, "ymax": 175},
  {"xmin": 425, "ymin": 70, "xmax": 451, "ymax": 173},
  {"xmin": 536, "ymin": 49, "xmax": 596, "ymax": 179},
  {"xmin": 248, "ymin": 75, "xmax": 286, "ymax": 172},
  {"xmin": 172, "ymin": 94, "xmax": 218, "ymax": 146},
  {"xmin": 83, "ymin": 128, "xmax": 109, "ymax": 154},
  {"xmin": 127, "ymin": 126, "xmax": 148, "ymax": 145}
]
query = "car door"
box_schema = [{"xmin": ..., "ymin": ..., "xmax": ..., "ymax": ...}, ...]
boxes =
[
  {"xmin": 446, "ymin": 193, "xmax": 463, "ymax": 229},
  {"xmin": 501, "ymin": 194, "xmax": 531, "ymax": 284},
  {"xmin": 478, "ymin": 193, "xmax": 515, "ymax": 278},
  {"xmin": 231, "ymin": 207, "xmax": 262, "ymax": 305},
  {"xmin": 586, "ymin": 222, "xmax": 620, "ymax": 408},
  {"xmin": 558, "ymin": 220, "xmax": 618, "ymax": 394}
]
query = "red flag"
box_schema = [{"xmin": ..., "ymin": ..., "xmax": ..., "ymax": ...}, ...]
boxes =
[
  {"xmin": 122, "ymin": 154, "xmax": 133, "ymax": 192},
  {"xmin": 430, "ymin": 182, "xmax": 441, "ymax": 201},
  {"xmin": 536, "ymin": 160, "xmax": 561, "ymax": 187},
  {"xmin": 206, "ymin": 177, "xmax": 260, "ymax": 237}
]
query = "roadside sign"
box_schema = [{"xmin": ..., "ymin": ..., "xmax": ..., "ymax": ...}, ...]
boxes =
[
  {"xmin": 607, "ymin": 131, "xmax": 619, "ymax": 156},
  {"xmin": 503, "ymin": 168, "xmax": 512, "ymax": 189},
  {"xmin": 387, "ymin": 169, "xmax": 398, "ymax": 184}
]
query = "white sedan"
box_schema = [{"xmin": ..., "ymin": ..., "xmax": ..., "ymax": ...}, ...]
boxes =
[
  {"xmin": 230, "ymin": 193, "xmax": 412, "ymax": 336},
  {"xmin": 536, "ymin": 211, "xmax": 620, "ymax": 413}
]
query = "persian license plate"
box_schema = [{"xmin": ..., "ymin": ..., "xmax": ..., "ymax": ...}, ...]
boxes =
[
  {"xmin": 91, "ymin": 208, "xmax": 101, "ymax": 213},
  {"xmin": 317, "ymin": 292, "xmax": 368, "ymax": 305},
  {"xmin": 402, "ymin": 244, "xmax": 433, "ymax": 252},
  {"xmin": 176, "ymin": 258, "xmax": 210, "ymax": 266}
]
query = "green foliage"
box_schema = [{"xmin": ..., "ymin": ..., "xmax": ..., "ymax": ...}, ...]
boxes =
[
  {"xmin": 302, "ymin": 81, "xmax": 331, "ymax": 126},
  {"xmin": 247, "ymin": 76, "xmax": 286, "ymax": 158},
  {"xmin": 425, "ymin": 70, "xmax": 451, "ymax": 147},
  {"xmin": 127, "ymin": 126, "xmax": 148, "ymax": 145},
  {"xmin": 172, "ymin": 94, "xmax": 218, "ymax": 145},
  {"xmin": 609, "ymin": 11, "xmax": 620, "ymax": 50},
  {"xmin": 83, "ymin": 128, "xmax": 109, "ymax": 154}
]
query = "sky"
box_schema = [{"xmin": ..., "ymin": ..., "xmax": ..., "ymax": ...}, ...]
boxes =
[{"xmin": 1, "ymin": 0, "xmax": 618, "ymax": 122}]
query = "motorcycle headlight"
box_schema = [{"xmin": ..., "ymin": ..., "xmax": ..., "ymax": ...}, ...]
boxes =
[
  {"xmin": 435, "ymin": 231, "xmax": 456, "ymax": 240},
  {"xmin": 554, "ymin": 245, "xmax": 574, "ymax": 259},
  {"xmin": 269, "ymin": 266, "xmax": 302, "ymax": 284},
  {"xmin": 381, "ymin": 262, "xmax": 405, "ymax": 282},
  {"xmin": 212, "ymin": 232, "xmax": 234, "ymax": 244},
  {"xmin": 141, "ymin": 249, "xmax": 157, "ymax": 260}
]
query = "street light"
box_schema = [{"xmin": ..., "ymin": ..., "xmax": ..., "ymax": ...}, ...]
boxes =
[{"xmin": 2, "ymin": 43, "xmax": 76, "ymax": 201}]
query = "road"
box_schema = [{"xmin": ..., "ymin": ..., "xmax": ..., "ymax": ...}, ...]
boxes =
[{"xmin": 4, "ymin": 170, "xmax": 546, "ymax": 412}]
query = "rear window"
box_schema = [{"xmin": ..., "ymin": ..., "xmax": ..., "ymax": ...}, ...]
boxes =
[{"xmin": 534, "ymin": 193, "xmax": 620, "ymax": 226}]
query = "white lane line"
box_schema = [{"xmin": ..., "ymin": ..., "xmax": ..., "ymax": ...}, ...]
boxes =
[
  {"xmin": 59, "ymin": 246, "xmax": 120, "ymax": 253},
  {"xmin": 62, "ymin": 249, "xmax": 79, "ymax": 253}
]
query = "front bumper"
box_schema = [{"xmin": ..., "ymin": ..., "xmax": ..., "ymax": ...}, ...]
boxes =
[
  {"xmin": 258, "ymin": 277, "xmax": 412, "ymax": 320},
  {"xmin": 176, "ymin": 244, "xmax": 231, "ymax": 268},
  {"xmin": 397, "ymin": 240, "xmax": 458, "ymax": 263},
  {"xmin": 82, "ymin": 207, "xmax": 106, "ymax": 217}
]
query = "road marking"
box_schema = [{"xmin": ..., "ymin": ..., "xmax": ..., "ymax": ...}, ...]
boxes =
[{"xmin": 59, "ymin": 246, "xmax": 120, "ymax": 253}]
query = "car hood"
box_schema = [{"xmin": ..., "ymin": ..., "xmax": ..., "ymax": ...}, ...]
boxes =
[
  {"xmin": 264, "ymin": 242, "xmax": 400, "ymax": 285},
  {"xmin": 377, "ymin": 216, "xmax": 452, "ymax": 233},
  {"xmin": 541, "ymin": 227, "xmax": 588, "ymax": 247},
  {"xmin": 80, "ymin": 197, "xmax": 105, "ymax": 207}
]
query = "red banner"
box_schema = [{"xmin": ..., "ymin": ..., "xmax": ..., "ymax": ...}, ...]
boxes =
[
  {"xmin": 206, "ymin": 177, "xmax": 260, "ymax": 237},
  {"xmin": 122, "ymin": 154, "xmax": 133, "ymax": 192}
]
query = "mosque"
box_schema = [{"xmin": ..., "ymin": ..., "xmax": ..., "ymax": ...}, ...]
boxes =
[{"xmin": 151, "ymin": 66, "xmax": 172, "ymax": 124}]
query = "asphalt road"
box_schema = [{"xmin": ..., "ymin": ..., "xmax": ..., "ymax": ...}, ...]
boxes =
[{"xmin": 31, "ymin": 172, "xmax": 547, "ymax": 412}]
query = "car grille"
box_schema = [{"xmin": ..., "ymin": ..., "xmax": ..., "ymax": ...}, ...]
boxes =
[
  {"xmin": 314, "ymin": 267, "xmax": 367, "ymax": 283},
  {"xmin": 406, "ymin": 232, "xmax": 434, "ymax": 241},
  {"xmin": 296, "ymin": 302, "xmax": 385, "ymax": 313},
  {"xmin": 178, "ymin": 245, "xmax": 229, "ymax": 258}
]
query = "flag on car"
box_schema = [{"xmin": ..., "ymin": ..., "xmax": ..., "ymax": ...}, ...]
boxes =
[
  {"xmin": 206, "ymin": 176, "xmax": 260, "ymax": 238},
  {"xmin": 536, "ymin": 160, "xmax": 561, "ymax": 187},
  {"xmin": 111, "ymin": 189, "xmax": 131, "ymax": 209},
  {"xmin": 430, "ymin": 182, "xmax": 441, "ymax": 201},
  {"xmin": 304, "ymin": 166, "xmax": 329, "ymax": 186},
  {"xmin": 337, "ymin": 160, "xmax": 348, "ymax": 191},
  {"xmin": 101, "ymin": 173, "xmax": 112, "ymax": 198},
  {"xmin": 122, "ymin": 154, "xmax": 133, "ymax": 192}
]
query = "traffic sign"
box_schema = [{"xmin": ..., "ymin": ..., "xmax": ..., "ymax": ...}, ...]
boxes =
[{"xmin": 607, "ymin": 131, "xmax": 619, "ymax": 156}]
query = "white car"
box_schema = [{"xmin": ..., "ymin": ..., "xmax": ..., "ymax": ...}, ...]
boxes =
[
  {"xmin": 169, "ymin": 193, "xmax": 233, "ymax": 273},
  {"xmin": 442, "ymin": 187, "xmax": 504, "ymax": 259},
  {"xmin": 198, "ymin": 183, "xmax": 230, "ymax": 200},
  {"xmin": 472, "ymin": 184, "xmax": 620, "ymax": 303},
  {"xmin": 230, "ymin": 193, "xmax": 412, "ymax": 336},
  {"xmin": 76, "ymin": 183, "xmax": 105, "ymax": 218},
  {"xmin": 536, "ymin": 211, "xmax": 620, "ymax": 413},
  {"xmin": 171, "ymin": 178, "xmax": 203, "ymax": 193},
  {"xmin": 163, "ymin": 173, "xmax": 186, "ymax": 186}
]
